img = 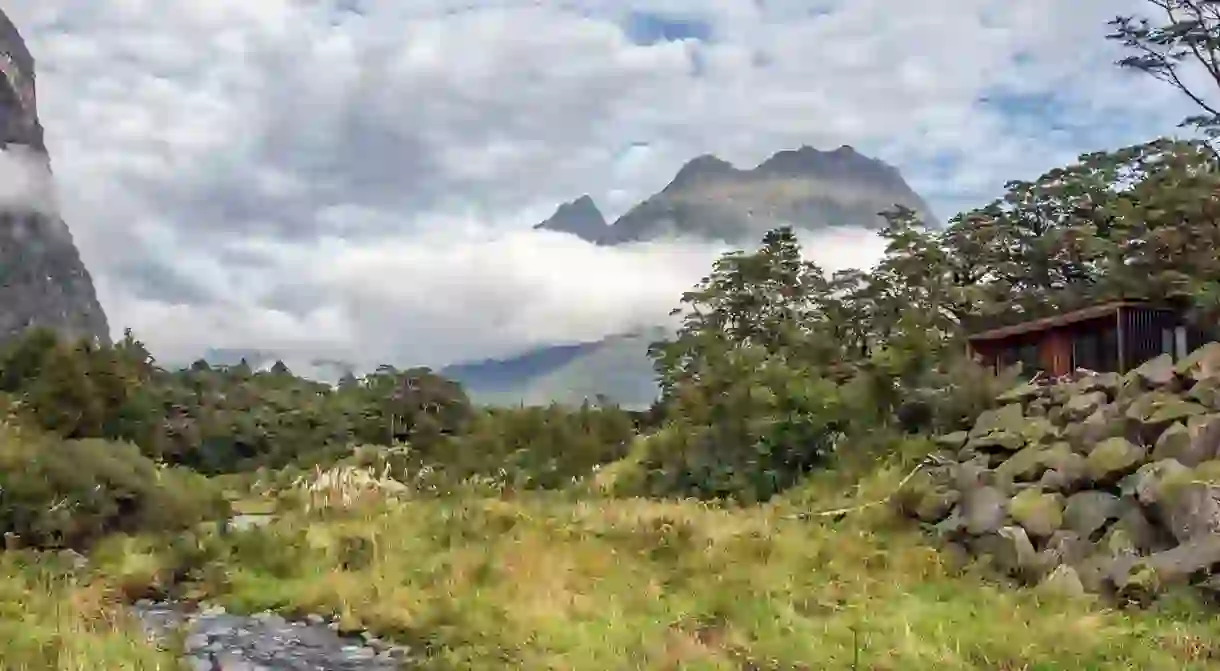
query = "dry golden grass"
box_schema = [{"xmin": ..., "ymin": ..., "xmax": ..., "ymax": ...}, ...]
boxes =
[
  {"xmin": 189, "ymin": 445, "xmax": 1220, "ymax": 671},
  {"xmin": 0, "ymin": 554, "xmax": 179, "ymax": 670}
]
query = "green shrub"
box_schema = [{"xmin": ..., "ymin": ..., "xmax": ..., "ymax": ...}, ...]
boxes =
[
  {"xmin": 0, "ymin": 424, "xmax": 228, "ymax": 549},
  {"xmin": 638, "ymin": 348, "xmax": 846, "ymax": 504}
]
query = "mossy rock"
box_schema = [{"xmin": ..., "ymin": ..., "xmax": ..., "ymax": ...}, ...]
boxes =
[
  {"xmin": 1073, "ymin": 372, "xmax": 1121, "ymax": 396},
  {"xmin": 1038, "ymin": 564, "xmax": 1088, "ymax": 599},
  {"xmin": 996, "ymin": 382, "xmax": 1044, "ymax": 404},
  {"xmin": 1147, "ymin": 399, "xmax": 1208, "ymax": 425},
  {"xmin": 1007, "ymin": 488, "xmax": 1064, "ymax": 539},
  {"xmin": 1187, "ymin": 377, "xmax": 1220, "ymax": 410},
  {"xmin": 896, "ymin": 470, "xmax": 960, "ymax": 523},
  {"xmin": 1019, "ymin": 416, "xmax": 1058, "ymax": 445},
  {"xmin": 1120, "ymin": 458, "xmax": 1190, "ymax": 507},
  {"xmin": 970, "ymin": 403, "xmax": 1027, "ymax": 438},
  {"xmin": 1086, "ymin": 437, "xmax": 1147, "ymax": 483},
  {"xmin": 934, "ymin": 431, "xmax": 969, "ymax": 450},
  {"xmin": 1174, "ymin": 341, "xmax": 1220, "ymax": 381},
  {"xmin": 1065, "ymin": 406, "xmax": 1122, "ymax": 453},
  {"xmin": 1064, "ymin": 390, "xmax": 1108, "ymax": 423},
  {"xmin": 1132, "ymin": 353, "xmax": 1176, "ymax": 389},
  {"xmin": 966, "ymin": 430, "xmax": 1026, "ymax": 453},
  {"xmin": 1151, "ymin": 421, "xmax": 1191, "ymax": 464},
  {"xmin": 995, "ymin": 446, "xmax": 1050, "ymax": 484}
]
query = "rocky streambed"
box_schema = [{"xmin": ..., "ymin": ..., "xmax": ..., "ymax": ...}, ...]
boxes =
[{"xmin": 133, "ymin": 601, "xmax": 414, "ymax": 670}]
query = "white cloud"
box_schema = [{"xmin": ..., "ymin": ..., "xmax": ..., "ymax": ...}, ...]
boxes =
[
  {"xmin": 0, "ymin": 0, "xmax": 1205, "ymax": 368},
  {"xmin": 0, "ymin": 146, "xmax": 55, "ymax": 213},
  {"xmin": 104, "ymin": 223, "xmax": 885, "ymax": 368}
]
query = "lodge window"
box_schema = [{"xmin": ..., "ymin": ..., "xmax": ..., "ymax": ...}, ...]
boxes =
[
  {"xmin": 1099, "ymin": 327, "xmax": 1118, "ymax": 372},
  {"xmin": 1015, "ymin": 341, "xmax": 1040, "ymax": 374},
  {"xmin": 1073, "ymin": 331, "xmax": 1100, "ymax": 372}
]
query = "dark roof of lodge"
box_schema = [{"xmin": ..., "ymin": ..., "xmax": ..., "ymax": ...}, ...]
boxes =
[{"xmin": 966, "ymin": 300, "xmax": 1167, "ymax": 342}]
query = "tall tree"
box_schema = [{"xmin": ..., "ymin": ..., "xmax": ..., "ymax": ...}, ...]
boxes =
[{"xmin": 1109, "ymin": 0, "xmax": 1220, "ymax": 138}]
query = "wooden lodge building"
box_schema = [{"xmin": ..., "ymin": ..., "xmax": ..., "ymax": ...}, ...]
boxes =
[{"xmin": 966, "ymin": 300, "xmax": 1210, "ymax": 378}]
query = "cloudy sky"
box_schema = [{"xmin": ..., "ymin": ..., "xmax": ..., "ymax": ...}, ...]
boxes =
[{"xmin": 1, "ymin": 0, "xmax": 1202, "ymax": 372}]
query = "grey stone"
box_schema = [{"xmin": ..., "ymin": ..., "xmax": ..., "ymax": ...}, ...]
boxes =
[
  {"xmin": 1133, "ymin": 354, "xmax": 1176, "ymax": 388},
  {"xmin": 1038, "ymin": 564, "xmax": 1087, "ymax": 599},
  {"xmin": 1062, "ymin": 491, "xmax": 1122, "ymax": 540},
  {"xmin": 962, "ymin": 486, "xmax": 1007, "ymax": 536},
  {"xmin": 1085, "ymin": 437, "xmax": 1147, "ymax": 483}
]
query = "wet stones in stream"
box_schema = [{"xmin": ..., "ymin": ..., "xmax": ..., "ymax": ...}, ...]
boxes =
[{"xmin": 132, "ymin": 601, "xmax": 413, "ymax": 670}]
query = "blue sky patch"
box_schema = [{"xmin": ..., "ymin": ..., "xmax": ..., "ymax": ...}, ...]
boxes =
[{"xmin": 623, "ymin": 11, "xmax": 713, "ymax": 45}]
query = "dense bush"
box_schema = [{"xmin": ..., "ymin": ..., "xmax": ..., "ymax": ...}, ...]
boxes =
[
  {"xmin": 0, "ymin": 424, "xmax": 228, "ymax": 549},
  {"xmin": 635, "ymin": 348, "xmax": 846, "ymax": 503}
]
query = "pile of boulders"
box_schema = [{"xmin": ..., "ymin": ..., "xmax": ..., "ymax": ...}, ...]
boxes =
[{"xmin": 898, "ymin": 343, "xmax": 1220, "ymax": 604}]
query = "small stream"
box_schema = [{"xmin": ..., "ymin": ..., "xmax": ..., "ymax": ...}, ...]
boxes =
[{"xmin": 133, "ymin": 601, "xmax": 413, "ymax": 670}]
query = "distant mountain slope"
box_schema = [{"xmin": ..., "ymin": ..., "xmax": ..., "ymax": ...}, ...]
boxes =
[
  {"xmin": 441, "ymin": 327, "xmax": 669, "ymax": 409},
  {"xmin": 534, "ymin": 144, "xmax": 934, "ymax": 246}
]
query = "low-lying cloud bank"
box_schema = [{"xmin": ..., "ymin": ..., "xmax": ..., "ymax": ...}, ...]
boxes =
[
  {"xmin": 0, "ymin": 146, "xmax": 56, "ymax": 214},
  {"xmin": 104, "ymin": 224, "xmax": 890, "ymax": 373}
]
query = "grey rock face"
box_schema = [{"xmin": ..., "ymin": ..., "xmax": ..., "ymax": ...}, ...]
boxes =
[
  {"xmin": 535, "ymin": 144, "xmax": 934, "ymax": 246},
  {"xmin": 0, "ymin": 9, "xmax": 109, "ymax": 345},
  {"xmin": 532, "ymin": 194, "xmax": 610, "ymax": 243}
]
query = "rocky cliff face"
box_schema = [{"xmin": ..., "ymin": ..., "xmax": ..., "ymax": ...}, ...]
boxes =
[
  {"xmin": 0, "ymin": 10, "xmax": 109, "ymax": 345},
  {"xmin": 535, "ymin": 144, "xmax": 934, "ymax": 246}
]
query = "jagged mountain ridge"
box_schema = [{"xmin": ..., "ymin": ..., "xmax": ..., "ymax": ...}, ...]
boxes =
[
  {"xmin": 535, "ymin": 144, "xmax": 934, "ymax": 245},
  {"xmin": 0, "ymin": 10, "xmax": 110, "ymax": 345}
]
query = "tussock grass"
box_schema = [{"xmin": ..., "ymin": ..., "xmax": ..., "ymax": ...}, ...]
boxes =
[
  {"xmin": 0, "ymin": 554, "xmax": 178, "ymax": 670},
  {"xmin": 7, "ymin": 436, "xmax": 1220, "ymax": 669},
  {"xmin": 189, "ymin": 443, "xmax": 1220, "ymax": 670}
]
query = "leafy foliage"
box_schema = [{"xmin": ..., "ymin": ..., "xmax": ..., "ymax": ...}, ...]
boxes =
[{"xmin": 0, "ymin": 423, "xmax": 226, "ymax": 549}]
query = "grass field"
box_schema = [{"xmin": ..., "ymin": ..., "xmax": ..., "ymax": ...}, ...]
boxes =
[{"xmin": 6, "ymin": 442, "xmax": 1220, "ymax": 670}]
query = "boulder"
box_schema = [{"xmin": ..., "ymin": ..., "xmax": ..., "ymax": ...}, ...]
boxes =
[
  {"xmin": 995, "ymin": 446, "xmax": 1051, "ymax": 484},
  {"xmin": 952, "ymin": 455, "xmax": 991, "ymax": 490},
  {"xmin": 1039, "ymin": 530, "xmax": 1092, "ymax": 568},
  {"xmin": 1085, "ymin": 437, "xmax": 1147, "ymax": 484},
  {"xmin": 1018, "ymin": 416, "xmax": 1058, "ymax": 445},
  {"xmin": 962, "ymin": 486, "xmax": 1008, "ymax": 536},
  {"xmin": 1065, "ymin": 405, "xmax": 1122, "ymax": 453},
  {"xmin": 1173, "ymin": 341, "xmax": 1220, "ymax": 382},
  {"xmin": 934, "ymin": 431, "xmax": 968, "ymax": 451},
  {"xmin": 996, "ymin": 382, "xmax": 1044, "ymax": 404},
  {"xmin": 1073, "ymin": 372, "xmax": 1121, "ymax": 396},
  {"xmin": 1110, "ymin": 505, "xmax": 1168, "ymax": 554},
  {"xmin": 1064, "ymin": 390, "xmax": 1108, "ymax": 423},
  {"xmin": 1187, "ymin": 376, "xmax": 1220, "ymax": 410},
  {"xmin": 1150, "ymin": 414, "xmax": 1220, "ymax": 467},
  {"xmin": 1114, "ymin": 535, "xmax": 1220, "ymax": 603},
  {"xmin": 972, "ymin": 525, "xmax": 1041, "ymax": 582},
  {"xmin": 1150, "ymin": 422, "xmax": 1191, "ymax": 464},
  {"xmin": 1156, "ymin": 460, "xmax": 1220, "ymax": 543},
  {"xmin": 1132, "ymin": 353, "xmax": 1176, "ymax": 389},
  {"xmin": 1062, "ymin": 491, "xmax": 1123, "ymax": 540},
  {"xmin": 970, "ymin": 403, "xmax": 1026, "ymax": 438},
  {"xmin": 896, "ymin": 470, "xmax": 960, "ymax": 523},
  {"xmin": 1007, "ymin": 488, "xmax": 1064, "ymax": 539},
  {"xmin": 1038, "ymin": 564, "xmax": 1088, "ymax": 599},
  {"xmin": 1119, "ymin": 458, "xmax": 1190, "ymax": 508},
  {"xmin": 966, "ymin": 430, "xmax": 1026, "ymax": 453}
]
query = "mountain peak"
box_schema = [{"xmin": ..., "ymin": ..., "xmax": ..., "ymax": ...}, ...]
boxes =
[
  {"xmin": 756, "ymin": 143, "xmax": 883, "ymax": 176},
  {"xmin": 533, "ymin": 194, "xmax": 610, "ymax": 243},
  {"xmin": 668, "ymin": 154, "xmax": 737, "ymax": 189}
]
